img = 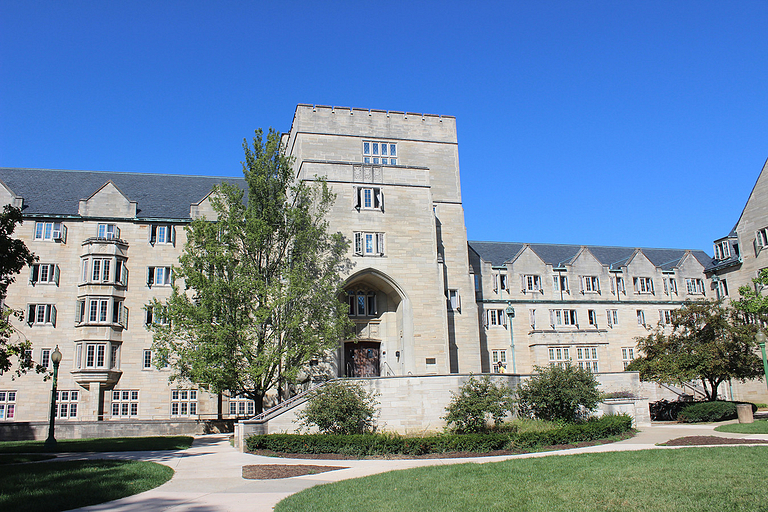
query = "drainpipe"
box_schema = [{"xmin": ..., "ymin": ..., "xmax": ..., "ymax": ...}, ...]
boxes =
[{"xmin": 505, "ymin": 303, "xmax": 516, "ymax": 373}]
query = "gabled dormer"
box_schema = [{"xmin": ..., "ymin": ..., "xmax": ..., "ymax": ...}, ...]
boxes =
[{"xmin": 78, "ymin": 181, "xmax": 137, "ymax": 218}]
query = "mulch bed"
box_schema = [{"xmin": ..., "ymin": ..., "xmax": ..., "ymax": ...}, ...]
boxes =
[
  {"xmin": 242, "ymin": 464, "xmax": 348, "ymax": 479},
  {"xmin": 661, "ymin": 436, "xmax": 768, "ymax": 446}
]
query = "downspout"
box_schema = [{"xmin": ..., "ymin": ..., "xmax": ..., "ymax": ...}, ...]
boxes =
[{"xmin": 506, "ymin": 303, "xmax": 516, "ymax": 373}]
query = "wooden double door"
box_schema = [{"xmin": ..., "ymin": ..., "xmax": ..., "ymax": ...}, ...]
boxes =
[{"xmin": 344, "ymin": 341, "xmax": 380, "ymax": 377}]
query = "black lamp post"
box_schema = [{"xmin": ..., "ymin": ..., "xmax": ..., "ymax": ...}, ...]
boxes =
[
  {"xmin": 44, "ymin": 346, "xmax": 62, "ymax": 451},
  {"xmin": 757, "ymin": 331, "xmax": 768, "ymax": 391}
]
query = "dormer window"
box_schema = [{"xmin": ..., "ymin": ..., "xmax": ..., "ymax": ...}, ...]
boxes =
[
  {"xmin": 714, "ymin": 241, "xmax": 731, "ymax": 260},
  {"xmin": 98, "ymin": 224, "xmax": 119, "ymax": 240}
]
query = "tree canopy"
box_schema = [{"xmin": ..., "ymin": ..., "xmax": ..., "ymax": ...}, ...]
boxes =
[
  {"xmin": 627, "ymin": 299, "xmax": 763, "ymax": 400},
  {"xmin": 0, "ymin": 205, "xmax": 38, "ymax": 375},
  {"xmin": 150, "ymin": 128, "xmax": 351, "ymax": 412},
  {"xmin": 733, "ymin": 268, "xmax": 768, "ymax": 322}
]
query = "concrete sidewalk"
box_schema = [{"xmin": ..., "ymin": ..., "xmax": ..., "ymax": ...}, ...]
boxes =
[{"xmin": 70, "ymin": 422, "xmax": 768, "ymax": 512}]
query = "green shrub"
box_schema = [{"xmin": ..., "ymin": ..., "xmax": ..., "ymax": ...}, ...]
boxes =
[
  {"xmin": 442, "ymin": 375, "xmax": 514, "ymax": 433},
  {"xmin": 513, "ymin": 414, "xmax": 633, "ymax": 449},
  {"xmin": 296, "ymin": 380, "xmax": 379, "ymax": 435},
  {"xmin": 677, "ymin": 401, "xmax": 740, "ymax": 423},
  {"xmin": 516, "ymin": 363, "xmax": 601, "ymax": 422}
]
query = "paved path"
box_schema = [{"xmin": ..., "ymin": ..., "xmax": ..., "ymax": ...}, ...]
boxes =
[{"xmin": 68, "ymin": 422, "xmax": 768, "ymax": 512}]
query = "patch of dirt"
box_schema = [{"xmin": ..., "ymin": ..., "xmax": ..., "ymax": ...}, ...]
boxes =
[
  {"xmin": 661, "ymin": 436, "xmax": 768, "ymax": 446},
  {"xmin": 242, "ymin": 464, "xmax": 349, "ymax": 479}
]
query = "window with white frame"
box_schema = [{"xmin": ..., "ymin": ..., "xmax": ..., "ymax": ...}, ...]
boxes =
[
  {"xmin": 0, "ymin": 391, "xmax": 16, "ymax": 420},
  {"xmin": 633, "ymin": 277, "xmax": 654, "ymax": 294},
  {"xmin": 622, "ymin": 347, "xmax": 635, "ymax": 369},
  {"xmin": 26, "ymin": 304, "xmax": 56, "ymax": 326},
  {"xmin": 581, "ymin": 276, "xmax": 600, "ymax": 293},
  {"xmin": 659, "ymin": 309, "xmax": 673, "ymax": 325},
  {"xmin": 636, "ymin": 309, "xmax": 646, "ymax": 326},
  {"xmin": 492, "ymin": 350, "xmax": 507, "ymax": 373},
  {"xmin": 755, "ymin": 228, "xmax": 768, "ymax": 255},
  {"xmin": 143, "ymin": 350, "xmax": 152, "ymax": 370},
  {"xmin": 229, "ymin": 394, "xmax": 255, "ymax": 417},
  {"xmin": 716, "ymin": 279, "xmax": 729, "ymax": 298},
  {"xmin": 348, "ymin": 290, "xmax": 377, "ymax": 317},
  {"xmin": 522, "ymin": 274, "xmax": 541, "ymax": 293},
  {"xmin": 529, "ymin": 309, "xmax": 536, "ymax": 329},
  {"xmin": 171, "ymin": 389, "xmax": 198, "ymax": 417},
  {"xmin": 74, "ymin": 342, "xmax": 115, "ymax": 370},
  {"xmin": 145, "ymin": 304, "xmax": 169, "ymax": 326},
  {"xmin": 447, "ymin": 289, "xmax": 461, "ymax": 311},
  {"xmin": 353, "ymin": 186, "xmax": 384, "ymax": 211},
  {"xmin": 353, "ymin": 232, "xmax": 384, "ymax": 256},
  {"xmin": 685, "ymin": 278, "xmax": 705, "ymax": 295},
  {"xmin": 41, "ymin": 348, "xmax": 51, "ymax": 369},
  {"xmin": 29, "ymin": 264, "xmax": 59, "ymax": 285},
  {"xmin": 606, "ymin": 309, "xmax": 618, "ymax": 327},
  {"xmin": 110, "ymin": 344, "xmax": 119, "ymax": 369},
  {"xmin": 34, "ymin": 221, "xmax": 66, "ymax": 242},
  {"xmin": 714, "ymin": 241, "xmax": 731, "ymax": 260},
  {"xmin": 550, "ymin": 309, "xmax": 578, "ymax": 327},
  {"xmin": 97, "ymin": 223, "xmax": 120, "ymax": 240},
  {"xmin": 553, "ymin": 274, "xmax": 569, "ymax": 293},
  {"xmin": 499, "ymin": 274, "xmax": 508, "ymax": 291},
  {"xmin": 149, "ymin": 224, "xmax": 175, "ymax": 245},
  {"xmin": 486, "ymin": 309, "xmax": 506, "ymax": 327},
  {"xmin": 663, "ymin": 277, "xmax": 678, "ymax": 295},
  {"xmin": 576, "ymin": 346, "xmax": 599, "ymax": 372},
  {"xmin": 81, "ymin": 257, "xmax": 127, "ymax": 285},
  {"xmin": 587, "ymin": 309, "xmax": 598, "ymax": 327},
  {"xmin": 363, "ymin": 141, "xmax": 397, "ymax": 165},
  {"xmin": 54, "ymin": 390, "xmax": 78, "ymax": 419},
  {"xmin": 610, "ymin": 275, "xmax": 626, "ymax": 295},
  {"xmin": 548, "ymin": 346, "xmax": 570, "ymax": 368},
  {"xmin": 474, "ymin": 274, "xmax": 481, "ymax": 292},
  {"xmin": 111, "ymin": 390, "xmax": 139, "ymax": 417},
  {"xmin": 147, "ymin": 266, "xmax": 172, "ymax": 287}
]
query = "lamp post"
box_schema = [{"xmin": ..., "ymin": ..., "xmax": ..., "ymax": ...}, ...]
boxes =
[
  {"xmin": 505, "ymin": 303, "xmax": 516, "ymax": 374},
  {"xmin": 757, "ymin": 331, "xmax": 768, "ymax": 391},
  {"xmin": 44, "ymin": 346, "xmax": 62, "ymax": 451}
]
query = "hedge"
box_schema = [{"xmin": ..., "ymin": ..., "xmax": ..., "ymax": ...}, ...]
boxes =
[
  {"xmin": 245, "ymin": 414, "xmax": 633, "ymax": 456},
  {"xmin": 677, "ymin": 401, "xmax": 757, "ymax": 423}
]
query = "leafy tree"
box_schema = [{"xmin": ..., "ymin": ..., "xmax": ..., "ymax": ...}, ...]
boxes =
[
  {"xmin": 297, "ymin": 380, "xmax": 379, "ymax": 434},
  {"xmin": 150, "ymin": 128, "xmax": 352, "ymax": 412},
  {"xmin": 517, "ymin": 363, "xmax": 601, "ymax": 422},
  {"xmin": 734, "ymin": 268, "xmax": 768, "ymax": 322},
  {"xmin": 0, "ymin": 205, "xmax": 37, "ymax": 376},
  {"xmin": 627, "ymin": 299, "xmax": 763, "ymax": 401},
  {"xmin": 442, "ymin": 375, "xmax": 513, "ymax": 433}
]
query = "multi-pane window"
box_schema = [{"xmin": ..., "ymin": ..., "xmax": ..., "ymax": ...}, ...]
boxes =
[
  {"xmin": 622, "ymin": 347, "xmax": 635, "ymax": 369},
  {"xmin": 353, "ymin": 187, "xmax": 384, "ymax": 211},
  {"xmin": 447, "ymin": 289, "xmax": 461, "ymax": 311},
  {"xmin": 229, "ymin": 394, "xmax": 255, "ymax": 417},
  {"xmin": 41, "ymin": 349, "xmax": 51, "ymax": 369},
  {"xmin": 581, "ymin": 276, "xmax": 600, "ymax": 293},
  {"xmin": 348, "ymin": 290, "xmax": 377, "ymax": 317},
  {"xmin": 576, "ymin": 347, "xmax": 599, "ymax": 372},
  {"xmin": 171, "ymin": 389, "xmax": 198, "ymax": 417},
  {"xmin": 145, "ymin": 305, "xmax": 169, "ymax": 326},
  {"xmin": 363, "ymin": 141, "xmax": 397, "ymax": 165},
  {"xmin": 716, "ymin": 279, "xmax": 729, "ymax": 298},
  {"xmin": 606, "ymin": 309, "xmax": 619, "ymax": 327},
  {"xmin": 550, "ymin": 309, "xmax": 577, "ymax": 327},
  {"xmin": 0, "ymin": 391, "xmax": 16, "ymax": 420},
  {"xmin": 77, "ymin": 342, "xmax": 108, "ymax": 369},
  {"xmin": 548, "ymin": 346, "xmax": 570, "ymax": 368},
  {"xmin": 149, "ymin": 224, "xmax": 174, "ymax": 245},
  {"xmin": 523, "ymin": 275, "xmax": 541, "ymax": 293},
  {"xmin": 659, "ymin": 309, "xmax": 673, "ymax": 325},
  {"xmin": 633, "ymin": 277, "xmax": 654, "ymax": 294},
  {"xmin": 111, "ymin": 390, "xmax": 139, "ymax": 417},
  {"xmin": 29, "ymin": 264, "xmax": 59, "ymax": 285},
  {"xmin": 553, "ymin": 274, "xmax": 569, "ymax": 293},
  {"xmin": 756, "ymin": 228, "xmax": 768, "ymax": 254},
  {"xmin": 663, "ymin": 277, "xmax": 678, "ymax": 295},
  {"xmin": 81, "ymin": 257, "xmax": 126, "ymax": 285},
  {"xmin": 34, "ymin": 221, "xmax": 65, "ymax": 242},
  {"xmin": 143, "ymin": 350, "xmax": 152, "ymax": 369},
  {"xmin": 76, "ymin": 298, "xmax": 127, "ymax": 327},
  {"xmin": 685, "ymin": 278, "xmax": 705, "ymax": 295},
  {"xmin": 529, "ymin": 309, "xmax": 536, "ymax": 329},
  {"xmin": 26, "ymin": 304, "xmax": 57, "ymax": 326},
  {"xmin": 97, "ymin": 223, "xmax": 120, "ymax": 240},
  {"xmin": 610, "ymin": 275, "xmax": 626, "ymax": 295},
  {"xmin": 487, "ymin": 309, "xmax": 505, "ymax": 327},
  {"xmin": 54, "ymin": 390, "xmax": 78, "ymax": 419},
  {"xmin": 492, "ymin": 350, "xmax": 507, "ymax": 373},
  {"xmin": 714, "ymin": 241, "xmax": 731, "ymax": 260},
  {"xmin": 147, "ymin": 266, "xmax": 172, "ymax": 287},
  {"xmin": 587, "ymin": 309, "xmax": 598, "ymax": 327},
  {"xmin": 353, "ymin": 232, "xmax": 384, "ymax": 256},
  {"xmin": 636, "ymin": 310, "xmax": 646, "ymax": 326}
]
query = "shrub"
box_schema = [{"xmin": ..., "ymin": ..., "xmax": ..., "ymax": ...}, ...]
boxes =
[
  {"xmin": 513, "ymin": 414, "xmax": 633, "ymax": 449},
  {"xmin": 296, "ymin": 380, "xmax": 379, "ymax": 435},
  {"xmin": 442, "ymin": 375, "xmax": 514, "ymax": 433},
  {"xmin": 516, "ymin": 363, "xmax": 601, "ymax": 422},
  {"xmin": 677, "ymin": 401, "xmax": 750, "ymax": 423}
]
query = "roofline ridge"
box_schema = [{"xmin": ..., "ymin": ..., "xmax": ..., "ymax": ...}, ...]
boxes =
[{"xmin": 0, "ymin": 167, "xmax": 245, "ymax": 180}]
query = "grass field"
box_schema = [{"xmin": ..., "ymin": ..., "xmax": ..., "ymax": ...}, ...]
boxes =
[
  {"xmin": 276, "ymin": 446, "xmax": 768, "ymax": 512},
  {"xmin": 0, "ymin": 435, "xmax": 193, "ymax": 453},
  {"xmin": 0, "ymin": 453, "xmax": 55, "ymax": 464},
  {"xmin": 0, "ymin": 459, "xmax": 173, "ymax": 512},
  {"xmin": 714, "ymin": 420, "xmax": 768, "ymax": 434}
]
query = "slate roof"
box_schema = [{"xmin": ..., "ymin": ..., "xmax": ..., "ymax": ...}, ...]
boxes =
[
  {"xmin": 0, "ymin": 168, "xmax": 247, "ymax": 221},
  {"xmin": 469, "ymin": 241, "xmax": 711, "ymax": 271}
]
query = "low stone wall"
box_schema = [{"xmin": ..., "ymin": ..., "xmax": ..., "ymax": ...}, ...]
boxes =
[{"xmin": 0, "ymin": 419, "xmax": 235, "ymax": 441}]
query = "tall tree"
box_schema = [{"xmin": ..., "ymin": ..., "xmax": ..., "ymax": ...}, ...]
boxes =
[
  {"xmin": 151, "ymin": 128, "xmax": 352, "ymax": 412},
  {"xmin": 0, "ymin": 205, "xmax": 38, "ymax": 375},
  {"xmin": 733, "ymin": 268, "xmax": 768, "ymax": 322},
  {"xmin": 627, "ymin": 299, "xmax": 763, "ymax": 400}
]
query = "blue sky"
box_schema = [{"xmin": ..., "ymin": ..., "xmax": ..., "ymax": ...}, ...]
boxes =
[{"xmin": 1, "ymin": 1, "xmax": 766, "ymax": 253}]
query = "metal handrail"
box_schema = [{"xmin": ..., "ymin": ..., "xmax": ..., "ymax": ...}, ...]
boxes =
[
  {"xmin": 250, "ymin": 380, "xmax": 333, "ymax": 421},
  {"xmin": 382, "ymin": 361, "xmax": 396, "ymax": 376}
]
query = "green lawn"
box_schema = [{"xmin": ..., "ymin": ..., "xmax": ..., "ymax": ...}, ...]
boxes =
[
  {"xmin": 0, "ymin": 435, "xmax": 193, "ymax": 453},
  {"xmin": 0, "ymin": 460, "xmax": 173, "ymax": 512},
  {"xmin": 276, "ymin": 447, "xmax": 768, "ymax": 512},
  {"xmin": 714, "ymin": 420, "xmax": 768, "ymax": 434},
  {"xmin": 0, "ymin": 453, "xmax": 55, "ymax": 464}
]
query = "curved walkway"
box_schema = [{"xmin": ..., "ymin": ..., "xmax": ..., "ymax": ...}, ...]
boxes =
[{"xmin": 69, "ymin": 422, "xmax": 768, "ymax": 512}]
